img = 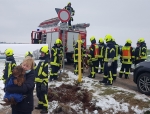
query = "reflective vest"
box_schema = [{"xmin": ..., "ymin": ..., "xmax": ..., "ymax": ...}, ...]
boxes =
[
  {"xmin": 99, "ymin": 46, "xmax": 104, "ymax": 58},
  {"xmin": 93, "ymin": 44, "xmax": 99, "ymax": 58},
  {"xmin": 114, "ymin": 45, "xmax": 119, "ymax": 60},
  {"xmin": 139, "ymin": 47, "xmax": 147, "ymax": 59},
  {"xmin": 122, "ymin": 46, "xmax": 131, "ymax": 59}
]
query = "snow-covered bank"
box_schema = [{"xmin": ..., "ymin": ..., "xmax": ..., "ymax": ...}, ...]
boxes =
[{"xmin": 48, "ymin": 71, "xmax": 150, "ymax": 114}]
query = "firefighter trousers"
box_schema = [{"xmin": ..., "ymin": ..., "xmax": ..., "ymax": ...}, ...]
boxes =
[
  {"xmin": 74, "ymin": 62, "xmax": 83, "ymax": 75},
  {"xmin": 102, "ymin": 62, "xmax": 113, "ymax": 85},
  {"xmin": 88, "ymin": 61, "xmax": 97, "ymax": 78},
  {"xmin": 68, "ymin": 17, "xmax": 73, "ymax": 27},
  {"xmin": 112, "ymin": 60, "xmax": 118, "ymax": 80},
  {"xmin": 36, "ymin": 82, "xmax": 48, "ymax": 110},
  {"xmin": 49, "ymin": 65, "xmax": 59, "ymax": 81},
  {"xmin": 98, "ymin": 58, "xmax": 104, "ymax": 73},
  {"xmin": 119, "ymin": 64, "xmax": 131, "ymax": 79}
]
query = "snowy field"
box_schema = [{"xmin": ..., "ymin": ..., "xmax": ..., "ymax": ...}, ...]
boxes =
[
  {"xmin": 48, "ymin": 71, "xmax": 150, "ymax": 114},
  {"xmin": 0, "ymin": 59, "xmax": 40, "ymax": 109}
]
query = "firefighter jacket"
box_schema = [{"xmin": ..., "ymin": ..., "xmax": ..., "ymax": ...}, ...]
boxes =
[
  {"xmin": 2, "ymin": 56, "xmax": 16, "ymax": 82},
  {"xmin": 120, "ymin": 43, "xmax": 135, "ymax": 64},
  {"xmin": 50, "ymin": 45, "xmax": 60, "ymax": 67},
  {"xmin": 74, "ymin": 43, "xmax": 84, "ymax": 62},
  {"xmin": 64, "ymin": 5, "xmax": 75, "ymax": 16},
  {"xmin": 88, "ymin": 43, "xmax": 99, "ymax": 61},
  {"xmin": 139, "ymin": 42, "xmax": 147, "ymax": 60},
  {"xmin": 98, "ymin": 43, "xmax": 106, "ymax": 58},
  {"xmin": 104, "ymin": 42, "xmax": 115, "ymax": 62},
  {"xmin": 113, "ymin": 42, "xmax": 121, "ymax": 60},
  {"xmin": 135, "ymin": 46, "xmax": 141, "ymax": 60},
  {"xmin": 35, "ymin": 56, "xmax": 49, "ymax": 83}
]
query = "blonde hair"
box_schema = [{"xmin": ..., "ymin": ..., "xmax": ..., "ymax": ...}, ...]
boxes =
[{"xmin": 22, "ymin": 56, "xmax": 35, "ymax": 70}]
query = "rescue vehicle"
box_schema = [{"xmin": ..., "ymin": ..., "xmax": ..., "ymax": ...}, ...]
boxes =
[{"xmin": 31, "ymin": 17, "xmax": 90, "ymax": 63}]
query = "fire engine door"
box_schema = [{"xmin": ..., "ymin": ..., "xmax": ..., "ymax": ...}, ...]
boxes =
[{"xmin": 46, "ymin": 32, "xmax": 59, "ymax": 57}]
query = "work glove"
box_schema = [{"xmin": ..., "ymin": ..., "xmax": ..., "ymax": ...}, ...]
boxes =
[{"xmin": 108, "ymin": 58, "xmax": 113, "ymax": 67}]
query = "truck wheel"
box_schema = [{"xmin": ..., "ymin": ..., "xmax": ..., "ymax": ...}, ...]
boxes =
[{"xmin": 137, "ymin": 73, "xmax": 150, "ymax": 95}]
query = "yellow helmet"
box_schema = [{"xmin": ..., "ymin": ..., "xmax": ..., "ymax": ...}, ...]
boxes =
[
  {"xmin": 25, "ymin": 51, "xmax": 33, "ymax": 57},
  {"xmin": 126, "ymin": 39, "xmax": 132, "ymax": 44},
  {"xmin": 55, "ymin": 39, "xmax": 61, "ymax": 44},
  {"xmin": 40, "ymin": 45, "xmax": 49, "ymax": 55},
  {"xmin": 138, "ymin": 38, "xmax": 145, "ymax": 43},
  {"xmin": 5, "ymin": 48, "xmax": 14, "ymax": 56},
  {"xmin": 105, "ymin": 34, "xmax": 113, "ymax": 42},
  {"xmin": 77, "ymin": 39, "xmax": 83, "ymax": 44},
  {"xmin": 90, "ymin": 36, "xmax": 95, "ymax": 42},
  {"xmin": 68, "ymin": 2, "xmax": 71, "ymax": 5},
  {"xmin": 99, "ymin": 38, "xmax": 104, "ymax": 43}
]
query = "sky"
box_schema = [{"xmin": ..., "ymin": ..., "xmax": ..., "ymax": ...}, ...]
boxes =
[
  {"xmin": 0, "ymin": 44, "xmax": 48, "ymax": 55},
  {"xmin": 0, "ymin": 0, "xmax": 150, "ymax": 48}
]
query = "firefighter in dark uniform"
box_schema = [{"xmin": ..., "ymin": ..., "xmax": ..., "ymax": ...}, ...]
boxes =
[
  {"xmin": 50, "ymin": 39, "xmax": 61, "ymax": 81},
  {"xmin": 99, "ymin": 34, "xmax": 115, "ymax": 85},
  {"xmin": 25, "ymin": 51, "xmax": 37, "ymax": 70},
  {"xmin": 73, "ymin": 40, "xmax": 84, "ymax": 75},
  {"xmin": 134, "ymin": 41, "xmax": 141, "ymax": 66},
  {"xmin": 35, "ymin": 45, "xmax": 49, "ymax": 113},
  {"xmin": 119, "ymin": 39, "xmax": 134, "ymax": 79},
  {"xmin": 137, "ymin": 38, "xmax": 147, "ymax": 62},
  {"xmin": 1, "ymin": 48, "xmax": 16, "ymax": 84},
  {"xmin": 57, "ymin": 39, "xmax": 63, "ymax": 71},
  {"xmin": 112, "ymin": 38, "xmax": 120, "ymax": 80},
  {"xmin": 64, "ymin": 2, "xmax": 75, "ymax": 28},
  {"xmin": 98, "ymin": 38, "xmax": 106, "ymax": 74},
  {"xmin": 87, "ymin": 36, "xmax": 99, "ymax": 78}
]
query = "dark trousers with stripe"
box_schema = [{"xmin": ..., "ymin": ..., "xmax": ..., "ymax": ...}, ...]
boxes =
[
  {"xmin": 112, "ymin": 60, "xmax": 118, "ymax": 80},
  {"xmin": 36, "ymin": 82, "xmax": 48, "ymax": 109},
  {"xmin": 119, "ymin": 64, "xmax": 131, "ymax": 79},
  {"xmin": 102, "ymin": 62, "xmax": 113, "ymax": 84},
  {"xmin": 50, "ymin": 65, "xmax": 59, "ymax": 81},
  {"xmin": 98, "ymin": 58, "xmax": 104, "ymax": 73}
]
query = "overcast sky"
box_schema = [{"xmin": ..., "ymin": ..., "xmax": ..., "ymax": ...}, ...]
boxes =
[{"xmin": 0, "ymin": 0, "xmax": 150, "ymax": 48}]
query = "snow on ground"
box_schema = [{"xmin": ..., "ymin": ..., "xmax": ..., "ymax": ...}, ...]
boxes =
[{"xmin": 48, "ymin": 71, "xmax": 150, "ymax": 114}]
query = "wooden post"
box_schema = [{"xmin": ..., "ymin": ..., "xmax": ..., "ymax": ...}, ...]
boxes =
[{"xmin": 78, "ymin": 34, "xmax": 82, "ymax": 82}]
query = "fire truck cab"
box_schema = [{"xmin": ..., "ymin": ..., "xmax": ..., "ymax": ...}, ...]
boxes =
[{"xmin": 31, "ymin": 17, "xmax": 90, "ymax": 63}]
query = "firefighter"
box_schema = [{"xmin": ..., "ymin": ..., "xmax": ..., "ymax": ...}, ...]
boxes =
[
  {"xmin": 73, "ymin": 40, "xmax": 84, "ymax": 75},
  {"xmin": 25, "ymin": 51, "xmax": 37, "ymax": 69},
  {"xmin": 1, "ymin": 48, "xmax": 16, "ymax": 84},
  {"xmin": 98, "ymin": 38, "xmax": 106, "ymax": 74},
  {"xmin": 64, "ymin": 2, "xmax": 75, "ymax": 28},
  {"xmin": 119, "ymin": 39, "xmax": 134, "ymax": 79},
  {"xmin": 35, "ymin": 45, "xmax": 49, "ymax": 113},
  {"xmin": 137, "ymin": 38, "xmax": 147, "ymax": 62},
  {"xmin": 112, "ymin": 38, "xmax": 120, "ymax": 80},
  {"xmin": 99, "ymin": 34, "xmax": 115, "ymax": 85},
  {"xmin": 134, "ymin": 41, "xmax": 141, "ymax": 66},
  {"xmin": 50, "ymin": 39, "xmax": 61, "ymax": 81},
  {"xmin": 87, "ymin": 36, "xmax": 99, "ymax": 78}
]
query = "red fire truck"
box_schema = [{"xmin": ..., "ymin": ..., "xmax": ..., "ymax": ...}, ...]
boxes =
[{"xmin": 31, "ymin": 17, "xmax": 90, "ymax": 63}]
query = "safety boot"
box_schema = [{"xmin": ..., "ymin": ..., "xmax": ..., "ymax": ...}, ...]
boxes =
[
  {"xmin": 99, "ymin": 78, "xmax": 107, "ymax": 84},
  {"xmin": 125, "ymin": 74, "xmax": 129, "ymax": 79},
  {"xmin": 98, "ymin": 71, "xmax": 103, "ymax": 74},
  {"xmin": 113, "ymin": 76, "xmax": 116, "ymax": 81},
  {"xmin": 35, "ymin": 104, "xmax": 43, "ymax": 110},
  {"xmin": 40, "ymin": 107, "xmax": 48, "ymax": 113}
]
